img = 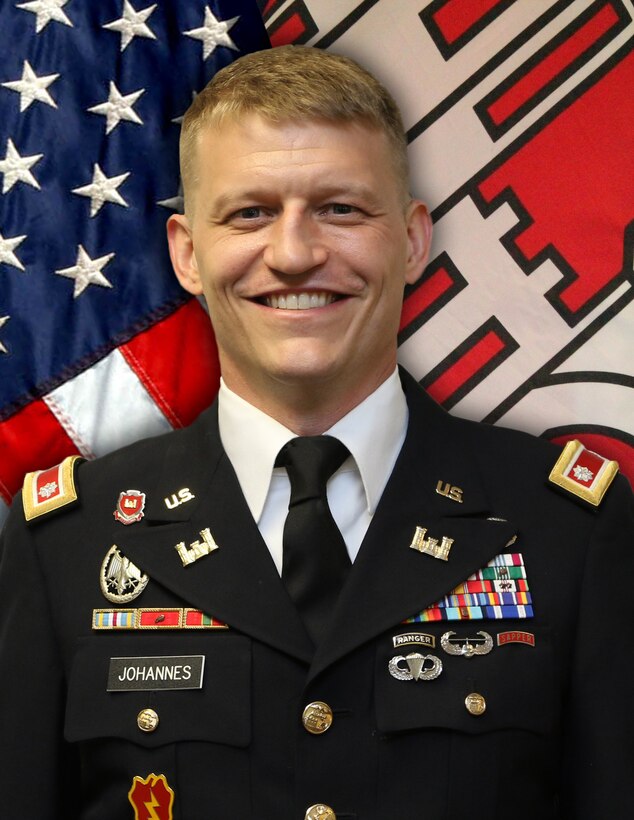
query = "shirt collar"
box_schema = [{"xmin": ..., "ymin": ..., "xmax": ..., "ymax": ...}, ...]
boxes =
[{"xmin": 218, "ymin": 368, "xmax": 408, "ymax": 522}]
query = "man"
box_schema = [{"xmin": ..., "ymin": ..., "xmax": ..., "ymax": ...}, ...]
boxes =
[{"xmin": 0, "ymin": 46, "xmax": 632, "ymax": 820}]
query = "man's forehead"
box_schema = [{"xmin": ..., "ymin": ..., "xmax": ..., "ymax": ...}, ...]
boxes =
[{"xmin": 196, "ymin": 113, "xmax": 389, "ymax": 155}]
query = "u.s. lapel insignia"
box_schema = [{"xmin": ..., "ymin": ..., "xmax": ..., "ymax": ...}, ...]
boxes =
[
  {"xmin": 409, "ymin": 526, "xmax": 454, "ymax": 561},
  {"xmin": 549, "ymin": 439, "xmax": 618, "ymax": 507},
  {"xmin": 175, "ymin": 527, "xmax": 220, "ymax": 567},
  {"xmin": 128, "ymin": 773, "xmax": 174, "ymax": 820},
  {"xmin": 164, "ymin": 488, "xmax": 196, "ymax": 510},
  {"xmin": 436, "ymin": 480, "xmax": 463, "ymax": 503},
  {"xmin": 441, "ymin": 630, "xmax": 493, "ymax": 657},
  {"xmin": 114, "ymin": 490, "xmax": 146, "ymax": 525},
  {"xmin": 100, "ymin": 545, "xmax": 148, "ymax": 603},
  {"xmin": 22, "ymin": 455, "xmax": 83, "ymax": 522}
]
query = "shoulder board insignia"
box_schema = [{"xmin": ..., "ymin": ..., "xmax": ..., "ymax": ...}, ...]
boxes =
[
  {"xmin": 22, "ymin": 455, "xmax": 83, "ymax": 522},
  {"xmin": 548, "ymin": 439, "xmax": 618, "ymax": 507}
]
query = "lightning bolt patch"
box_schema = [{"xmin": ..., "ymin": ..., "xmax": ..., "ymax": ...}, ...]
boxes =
[
  {"xmin": 144, "ymin": 790, "xmax": 161, "ymax": 820},
  {"xmin": 128, "ymin": 773, "xmax": 174, "ymax": 820}
]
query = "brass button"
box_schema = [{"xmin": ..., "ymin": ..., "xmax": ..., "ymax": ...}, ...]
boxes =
[
  {"xmin": 137, "ymin": 708, "xmax": 159, "ymax": 732},
  {"xmin": 305, "ymin": 805, "xmax": 336, "ymax": 820},
  {"xmin": 302, "ymin": 701, "xmax": 333, "ymax": 735},
  {"xmin": 465, "ymin": 692, "xmax": 486, "ymax": 716}
]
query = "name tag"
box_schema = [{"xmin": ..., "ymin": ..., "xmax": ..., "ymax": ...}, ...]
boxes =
[{"xmin": 107, "ymin": 655, "xmax": 205, "ymax": 691}]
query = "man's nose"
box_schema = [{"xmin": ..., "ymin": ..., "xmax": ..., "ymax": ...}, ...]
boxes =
[{"xmin": 262, "ymin": 212, "xmax": 327, "ymax": 275}]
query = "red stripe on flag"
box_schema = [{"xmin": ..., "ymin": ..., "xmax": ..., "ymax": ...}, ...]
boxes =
[
  {"xmin": 432, "ymin": 0, "xmax": 505, "ymax": 45},
  {"xmin": 0, "ymin": 400, "xmax": 79, "ymax": 503},
  {"xmin": 486, "ymin": 3, "xmax": 619, "ymax": 126},
  {"xmin": 120, "ymin": 300, "xmax": 220, "ymax": 430},
  {"xmin": 269, "ymin": 13, "xmax": 307, "ymax": 47},
  {"xmin": 426, "ymin": 330, "xmax": 505, "ymax": 405},
  {"xmin": 399, "ymin": 266, "xmax": 454, "ymax": 333}
]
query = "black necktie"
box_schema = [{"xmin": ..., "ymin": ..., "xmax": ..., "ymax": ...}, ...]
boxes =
[{"xmin": 277, "ymin": 436, "xmax": 351, "ymax": 645}]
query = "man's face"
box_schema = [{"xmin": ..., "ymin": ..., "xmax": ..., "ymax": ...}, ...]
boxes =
[{"xmin": 168, "ymin": 114, "xmax": 431, "ymax": 407}]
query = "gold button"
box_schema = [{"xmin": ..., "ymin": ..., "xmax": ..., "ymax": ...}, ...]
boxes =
[
  {"xmin": 137, "ymin": 708, "xmax": 159, "ymax": 732},
  {"xmin": 305, "ymin": 805, "xmax": 336, "ymax": 820},
  {"xmin": 302, "ymin": 701, "xmax": 333, "ymax": 735},
  {"xmin": 465, "ymin": 692, "xmax": 486, "ymax": 716}
]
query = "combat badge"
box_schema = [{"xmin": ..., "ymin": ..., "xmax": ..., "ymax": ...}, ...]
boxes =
[
  {"xmin": 113, "ymin": 490, "xmax": 146, "ymax": 525},
  {"xmin": 128, "ymin": 773, "xmax": 174, "ymax": 820},
  {"xmin": 22, "ymin": 455, "xmax": 82, "ymax": 522},
  {"xmin": 100, "ymin": 545, "xmax": 148, "ymax": 603},
  {"xmin": 549, "ymin": 439, "xmax": 618, "ymax": 507},
  {"xmin": 441, "ymin": 630, "xmax": 493, "ymax": 657}
]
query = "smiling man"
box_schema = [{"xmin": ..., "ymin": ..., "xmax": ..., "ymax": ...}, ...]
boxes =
[{"xmin": 0, "ymin": 46, "xmax": 632, "ymax": 820}]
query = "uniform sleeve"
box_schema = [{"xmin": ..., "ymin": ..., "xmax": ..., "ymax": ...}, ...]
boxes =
[
  {"xmin": 0, "ymin": 499, "xmax": 78, "ymax": 819},
  {"xmin": 560, "ymin": 474, "xmax": 634, "ymax": 817}
]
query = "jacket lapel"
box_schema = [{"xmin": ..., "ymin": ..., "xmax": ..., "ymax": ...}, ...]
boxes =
[
  {"xmin": 114, "ymin": 407, "xmax": 313, "ymax": 664},
  {"xmin": 309, "ymin": 374, "xmax": 517, "ymax": 680}
]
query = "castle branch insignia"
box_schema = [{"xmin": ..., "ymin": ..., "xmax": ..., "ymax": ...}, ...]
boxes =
[
  {"xmin": 409, "ymin": 526, "xmax": 454, "ymax": 561},
  {"xmin": 100, "ymin": 545, "xmax": 148, "ymax": 604}
]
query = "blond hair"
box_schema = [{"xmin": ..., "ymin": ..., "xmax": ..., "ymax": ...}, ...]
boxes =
[{"xmin": 180, "ymin": 45, "xmax": 409, "ymax": 207}]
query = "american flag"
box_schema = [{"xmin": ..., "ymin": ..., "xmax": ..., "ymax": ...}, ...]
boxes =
[{"xmin": 0, "ymin": 1, "xmax": 269, "ymax": 524}]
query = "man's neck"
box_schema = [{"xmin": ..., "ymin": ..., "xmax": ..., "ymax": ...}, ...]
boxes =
[{"xmin": 221, "ymin": 365, "xmax": 396, "ymax": 436}]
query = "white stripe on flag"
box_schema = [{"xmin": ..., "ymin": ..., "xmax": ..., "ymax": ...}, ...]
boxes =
[{"xmin": 44, "ymin": 348, "xmax": 173, "ymax": 459}]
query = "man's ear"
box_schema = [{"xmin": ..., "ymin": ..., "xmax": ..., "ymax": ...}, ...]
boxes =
[
  {"xmin": 166, "ymin": 214, "xmax": 203, "ymax": 296},
  {"xmin": 404, "ymin": 199, "xmax": 433, "ymax": 286}
]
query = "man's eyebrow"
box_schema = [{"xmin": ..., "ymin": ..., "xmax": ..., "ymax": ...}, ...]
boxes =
[{"xmin": 208, "ymin": 183, "xmax": 383, "ymax": 215}]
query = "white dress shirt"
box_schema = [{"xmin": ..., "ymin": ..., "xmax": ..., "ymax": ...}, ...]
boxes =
[{"xmin": 218, "ymin": 369, "xmax": 408, "ymax": 574}]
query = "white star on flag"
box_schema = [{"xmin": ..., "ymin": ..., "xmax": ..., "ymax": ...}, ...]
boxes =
[
  {"xmin": 0, "ymin": 139, "xmax": 43, "ymax": 193},
  {"xmin": 72, "ymin": 164, "xmax": 130, "ymax": 217},
  {"xmin": 184, "ymin": 6, "xmax": 239, "ymax": 60},
  {"xmin": 103, "ymin": 1, "xmax": 158, "ymax": 52},
  {"xmin": 157, "ymin": 179, "xmax": 184, "ymax": 213},
  {"xmin": 0, "ymin": 315, "xmax": 10, "ymax": 355},
  {"xmin": 55, "ymin": 245, "xmax": 115, "ymax": 298},
  {"xmin": 16, "ymin": 0, "xmax": 73, "ymax": 34},
  {"xmin": 0, "ymin": 232, "xmax": 27, "ymax": 271},
  {"xmin": 88, "ymin": 82, "xmax": 145, "ymax": 134},
  {"xmin": 2, "ymin": 60, "xmax": 59, "ymax": 112}
]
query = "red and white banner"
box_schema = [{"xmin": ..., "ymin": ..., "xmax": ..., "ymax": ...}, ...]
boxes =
[{"xmin": 263, "ymin": 0, "xmax": 633, "ymax": 482}]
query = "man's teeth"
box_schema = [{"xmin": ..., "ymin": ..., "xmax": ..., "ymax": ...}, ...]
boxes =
[{"xmin": 265, "ymin": 292, "xmax": 336, "ymax": 310}]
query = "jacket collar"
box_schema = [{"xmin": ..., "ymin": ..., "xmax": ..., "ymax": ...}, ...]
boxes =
[{"xmin": 114, "ymin": 373, "xmax": 516, "ymax": 674}]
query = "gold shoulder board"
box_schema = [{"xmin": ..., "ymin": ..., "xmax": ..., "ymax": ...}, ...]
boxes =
[
  {"xmin": 548, "ymin": 439, "xmax": 618, "ymax": 507},
  {"xmin": 22, "ymin": 455, "xmax": 83, "ymax": 522}
]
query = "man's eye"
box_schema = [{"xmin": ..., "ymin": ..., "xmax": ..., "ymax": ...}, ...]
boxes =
[
  {"xmin": 237, "ymin": 207, "xmax": 262, "ymax": 219},
  {"xmin": 330, "ymin": 203, "xmax": 355, "ymax": 215}
]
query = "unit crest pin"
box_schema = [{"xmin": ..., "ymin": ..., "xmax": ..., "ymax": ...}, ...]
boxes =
[{"xmin": 114, "ymin": 489, "xmax": 146, "ymax": 525}]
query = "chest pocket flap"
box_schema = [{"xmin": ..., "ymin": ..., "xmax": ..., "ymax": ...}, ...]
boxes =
[{"xmin": 65, "ymin": 633, "xmax": 251, "ymax": 748}]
